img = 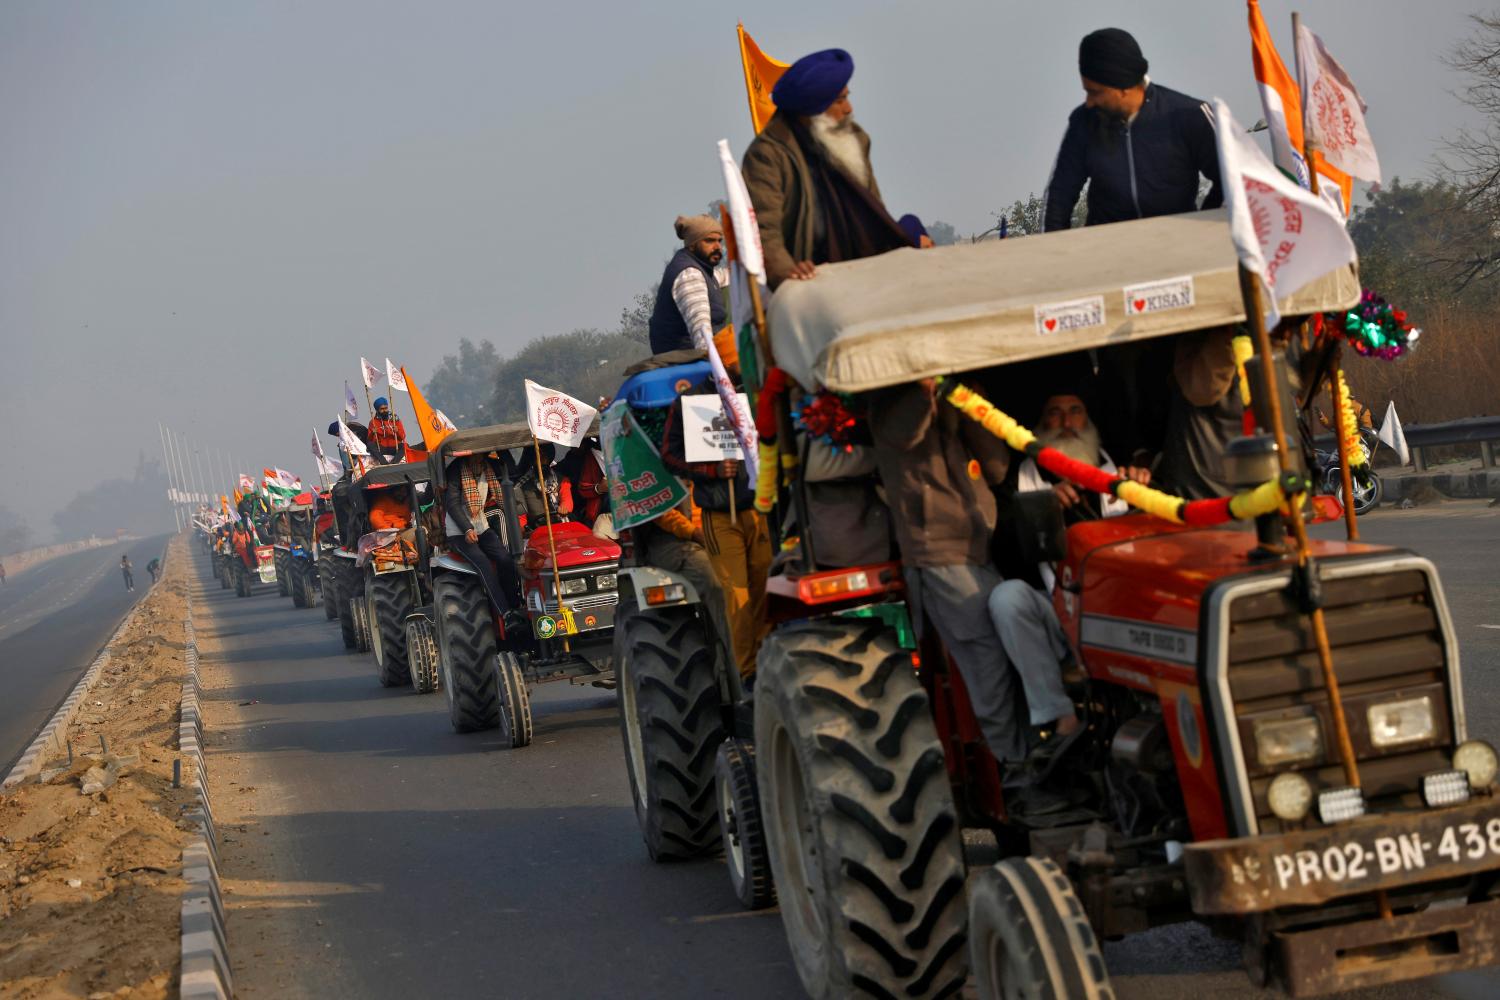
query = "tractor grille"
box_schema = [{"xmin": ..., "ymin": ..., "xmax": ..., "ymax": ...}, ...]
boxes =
[{"xmin": 1224, "ymin": 567, "xmax": 1454, "ymax": 834}]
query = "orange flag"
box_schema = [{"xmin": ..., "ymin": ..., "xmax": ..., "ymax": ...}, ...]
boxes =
[
  {"xmin": 738, "ymin": 23, "xmax": 788, "ymax": 134},
  {"xmin": 402, "ymin": 366, "xmax": 454, "ymax": 451}
]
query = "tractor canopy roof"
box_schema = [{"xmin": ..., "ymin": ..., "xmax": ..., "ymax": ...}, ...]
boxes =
[
  {"xmin": 767, "ymin": 208, "xmax": 1360, "ymax": 394},
  {"xmin": 355, "ymin": 459, "xmax": 432, "ymax": 492},
  {"xmin": 613, "ymin": 360, "xmax": 715, "ymax": 410}
]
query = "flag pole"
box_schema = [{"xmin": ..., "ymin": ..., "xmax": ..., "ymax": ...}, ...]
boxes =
[{"xmin": 532, "ymin": 435, "xmax": 570, "ymax": 651}]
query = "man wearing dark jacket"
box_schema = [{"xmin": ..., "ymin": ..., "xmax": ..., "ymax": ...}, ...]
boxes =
[
  {"xmin": 1042, "ymin": 28, "xmax": 1222, "ymax": 232},
  {"xmin": 648, "ymin": 215, "xmax": 726, "ymax": 355}
]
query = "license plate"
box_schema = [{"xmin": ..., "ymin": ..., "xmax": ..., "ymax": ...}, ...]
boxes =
[
  {"xmin": 1185, "ymin": 798, "xmax": 1500, "ymax": 914},
  {"xmin": 1273, "ymin": 817, "xmax": 1500, "ymax": 891}
]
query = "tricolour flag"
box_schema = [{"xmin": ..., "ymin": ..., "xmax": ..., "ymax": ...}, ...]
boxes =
[
  {"xmin": 1247, "ymin": 1, "xmax": 1354, "ymax": 213},
  {"xmin": 1378, "ymin": 400, "xmax": 1410, "ymax": 465},
  {"xmin": 525, "ymin": 380, "xmax": 599, "ymax": 449},
  {"xmin": 344, "ymin": 381, "xmax": 359, "ymax": 417},
  {"xmin": 386, "ymin": 358, "xmax": 408, "ymax": 392},
  {"xmin": 1295, "ymin": 22, "xmax": 1381, "ymax": 183},
  {"xmin": 1213, "ymin": 97, "xmax": 1357, "ymax": 331},
  {"xmin": 360, "ymin": 357, "xmax": 381, "ymax": 389},
  {"xmin": 738, "ymin": 23, "xmax": 789, "ymax": 135},
  {"xmin": 403, "ymin": 366, "xmax": 455, "ymax": 451}
]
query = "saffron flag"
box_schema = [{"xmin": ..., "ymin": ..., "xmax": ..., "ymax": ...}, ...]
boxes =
[
  {"xmin": 1247, "ymin": 1, "xmax": 1354, "ymax": 213},
  {"xmin": 525, "ymin": 380, "xmax": 598, "ymax": 449},
  {"xmin": 738, "ymin": 24, "xmax": 788, "ymax": 134},
  {"xmin": 1213, "ymin": 97, "xmax": 1357, "ymax": 331},
  {"xmin": 1295, "ymin": 22, "xmax": 1381, "ymax": 183},
  {"xmin": 1378, "ymin": 400, "xmax": 1410, "ymax": 465},
  {"xmin": 385, "ymin": 358, "xmax": 408, "ymax": 392},
  {"xmin": 360, "ymin": 357, "xmax": 381, "ymax": 389},
  {"xmin": 344, "ymin": 381, "xmax": 359, "ymax": 417},
  {"xmin": 402, "ymin": 366, "xmax": 455, "ymax": 451}
]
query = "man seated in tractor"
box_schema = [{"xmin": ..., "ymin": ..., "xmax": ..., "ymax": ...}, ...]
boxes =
[
  {"xmin": 518, "ymin": 442, "xmax": 574, "ymax": 529},
  {"xmin": 867, "ymin": 377, "xmax": 1026, "ymax": 764},
  {"xmin": 443, "ymin": 453, "xmax": 525, "ymax": 634},
  {"xmin": 989, "ymin": 386, "xmax": 1150, "ymax": 752},
  {"xmin": 367, "ymin": 484, "xmax": 418, "ymax": 563},
  {"xmin": 1155, "ymin": 326, "xmax": 1245, "ymax": 499}
]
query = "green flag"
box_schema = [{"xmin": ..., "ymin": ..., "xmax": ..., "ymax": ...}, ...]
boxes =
[{"xmin": 601, "ymin": 401, "xmax": 688, "ymax": 531}]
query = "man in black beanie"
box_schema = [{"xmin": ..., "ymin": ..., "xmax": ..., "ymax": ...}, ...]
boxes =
[{"xmin": 1042, "ymin": 27, "xmax": 1222, "ymax": 232}]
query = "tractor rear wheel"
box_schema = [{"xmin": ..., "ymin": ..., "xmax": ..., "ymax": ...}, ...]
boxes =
[
  {"xmin": 275, "ymin": 551, "xmax": 290, "ymax": 597},
  {"xmin": 434, "ymin": 574, "xmax": 500, "ymax": 732},
  {"xmin": 615, "ymin": 601, "xmax": 724, "ymax": 861},
  {"xmin": 495, "ymin": 651, "xmax": 533, "ymax": 748},
  {"xmin": 234, "ymin": 562, "xmax": 252, "ymax": 598},
  {"xmin": 353, "ymin": 596, "xmax": 372, "ymax": 652},
  {"xmin": 968, "ymin": 857, "xmax": 1114, "ymax": 1000},
  {"xmin": 405, "ymin": 616, "xmax": 440, "ymax": 694},
  {"xmin": 716, "ymin": 737, "xmax": 775, "ymax": 910},
  {"xmin": 217, "ymin": 557, "xmax": 229, "ymax": 589},
  {"xmin": 755, "ymin": 618, "xmax": 968, "ymax": 1000},
  {"xmin": 290, "ymin": 559, "xmax": 313, "ymax": 608},
  {"xmin": 336, "ymin": 560, "xmax": 359, "ymax": 649},
  {"xmin": 367, "ymin": 572, "xmax": 412, "ymax": 688},
  {"xmin": 320, "ymin": 558, "xmax": 338, "ymax": 620}
]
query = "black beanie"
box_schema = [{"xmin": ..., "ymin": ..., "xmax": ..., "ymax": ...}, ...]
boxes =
[{"xmin": 1079, "ymin": 28, "xmax": 1148, "ymax": 89}]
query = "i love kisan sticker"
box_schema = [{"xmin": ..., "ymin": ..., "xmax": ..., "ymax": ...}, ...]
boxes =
[
  {"xmin": 1034, "ymin": 296, "xmax": 1106, "ymax": 336},
  {"xmin": 1123, "ymin": 275, "xmax": 1195, "ymax": 316}
]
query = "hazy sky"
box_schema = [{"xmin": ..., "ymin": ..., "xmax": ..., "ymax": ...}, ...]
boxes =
[{"xmin": 0, "ymin": 1, "xmax": 1482, "ymax": 530}]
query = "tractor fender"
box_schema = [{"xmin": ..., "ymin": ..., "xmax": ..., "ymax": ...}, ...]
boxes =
[{"xmin": 618, "ymin": 566, "xmax": 701, "ymax": 607}]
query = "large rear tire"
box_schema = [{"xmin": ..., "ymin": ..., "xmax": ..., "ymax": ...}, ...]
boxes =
[
  {"xmin": 968, "ymin": 857, "xmax": 1114, "ymax": 1000},
  {"xmin": 234, "ymin": 562, "xmax": 252, "ymax": 598},
  {"xmin": 756, "ymin": 619, "xmax": 968, "ymax": 1000},
  {"xmin": 353, "ymin": 596, "xmax": 372, "ymax": 652},
  {"xmin": 320, "ymin": 557, "xmax": 338, "ymax": 620},
  {"xmin": 218, "ymin": 556, "xmax": 230, "ymax": 589},
  {"xmin": 275, "ymin": 551, "xmax": 290, "ymax": 597},
  {"xmin": 290, "ymin": 559, "xmax": 313, "ymax": 608},
  {"xmin": 367, "ymin": 571, "xmax": 413, "ymax": 688},
  {"xmin": 616, "ymin": 600, "xmax": 725, "ymax": 861},
  {"xmin": 434, "ymin": 574, "xmax": 500, "ymax": 732},
  {"xmin": 716, "ymin": 737, "xmax": 776, "ymax": 910},
  {"xmin": 405, "ymin": 616, "xmax": 440, "ymax": 694},
  {"xmin": 336, "ymin": 559, "xmax": 359, "ymax": 649},
  {"xmin": 495, "ymin": 651, "xmax": 534, "ymax": 748}
]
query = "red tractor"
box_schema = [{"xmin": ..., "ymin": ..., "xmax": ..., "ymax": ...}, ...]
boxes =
[
  {"xmin": 616, "ymin": 210, "xmax": 1499, "ymax": 998},
  {"xmin": 422, "ymin": 424, "xmax": 620, "ymax": 744}
]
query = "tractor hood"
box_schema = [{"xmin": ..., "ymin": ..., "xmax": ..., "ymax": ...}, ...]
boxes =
[{"xmin": 521, "ymin": 521, "xmax": 621, "ymax": 574}]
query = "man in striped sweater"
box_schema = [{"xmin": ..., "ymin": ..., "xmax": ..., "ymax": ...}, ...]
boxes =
[{"xmin": 647, "ymin": 214, "xmax": 725, "ymax": 356}]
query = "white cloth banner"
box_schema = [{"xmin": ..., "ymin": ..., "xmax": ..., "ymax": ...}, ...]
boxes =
[
  {"xmin": 717, "ymin": 138, "xmax": 765, "ymax": 277},
  {"xmin": 682, "ymin": 393, "xmax": 750, "ymax": 462},
  {"xmin": 385, "ymin": 358, "xmax": 408, "ymax": 392},
  {"xmin": 1212, "ymin": 98, "xmax": 1357, "ymax": 330},
  {"xmin": 525, "ymin": 380, "xmax": 598, "ymax": 449},
  {"xmin": 360, "ymin": 357, "xmax": 381, "ymax": 389},
  {"xmin": 1296, "ymin": 24, "xmax": 1382, "ymax": 183},
  {"xmin": 1378, "ymin": 400, "xmax": 1410, "ymax": 465},
  {"xmin": 339, "ymin": 415, "xmax": 370, "ymax": 457},
  {"xmin": 344, "ymin": 381, "xmax": 359, "ymax": 417}
]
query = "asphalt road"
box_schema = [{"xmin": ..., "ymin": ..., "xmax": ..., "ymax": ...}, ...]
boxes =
[
  {"xmin": 0, "ymin": 533, "xmax": 171, "ymax": 774},
  {"xmin": 196, "ymin": 501, "xmax": 1499, "ymax": 999}
]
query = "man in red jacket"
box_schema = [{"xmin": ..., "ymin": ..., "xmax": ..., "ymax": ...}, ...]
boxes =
[{"xmin": 368, "ymin": 397, "xmax": 406, "ymax": 463}]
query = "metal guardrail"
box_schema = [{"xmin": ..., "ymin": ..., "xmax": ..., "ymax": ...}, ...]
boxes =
[{"xmin": 1313, "ymin": 415, "xmax": 1500, "ymax": 471}]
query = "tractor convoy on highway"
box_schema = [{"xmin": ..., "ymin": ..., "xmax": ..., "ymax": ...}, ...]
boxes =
[{"xmin": 191, "ymin": 208, "xmax": 1499, "ymax": 999}]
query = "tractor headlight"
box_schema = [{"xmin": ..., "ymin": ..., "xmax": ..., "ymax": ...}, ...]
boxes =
[
  {"xmin": 558, "ymin": 577, "xmax": 589, "ymax": 596},
  {"xmin": 595, "ymin": 573, "xmax": 617, "ymax": 590},
  {"xmin": 1454, "ymin": 741, "xmax": 1499, "ymax": 791},
  {"xmin": 1267, "ymin": 772, "xmax": 1313, "ymax": 822},
  {"xmin": 1367, "ymin": 695, "xmax": 1435, "ymax": 748},
  {"xmin": 1253, "ymin": 715, "xmax": 1323, "ymax": 767}
]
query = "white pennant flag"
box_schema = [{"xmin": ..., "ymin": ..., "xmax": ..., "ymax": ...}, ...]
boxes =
[
  {"xmin": 311, "ymin": 427, "xmax": 326, "ymax": 460},
  {"xmin": 338, "ymin": 415, "xmax": 370, "ymax": 457},
  {"xmin": 1296, "ymin": 24, "xmax": 1382, "ymax": 183},
  {"xmin": 717, "ymin": 138, "xmax": 765, "ymax": 277},
  {"xmin": 344, "ymin": 381, "xmax": 359, "ymax": 417},
  {"xmin": 385, "ymin": 358, "xmax": 409, "ymax": 393},
  {"xmin": 1213, "ymin": 98, "xmax": 1357, "ymax": 331},
  {"xmin": 525, "ymin": 380, "xmax": 598, "ymax": 449},
  {"xmin": 433, "ymin": 408, "xmax": 458, "ymax": 432},
  {"xmin": 1377, "ymin": 400, "xmax": 1410, "ymax": 465},
  {"xmin": 360, "ymin": 357, "xmax": 381, "ymax": 389},
  {"xmin": 316, "ymin": 453, "xmax": 343, "ymax": 478}
]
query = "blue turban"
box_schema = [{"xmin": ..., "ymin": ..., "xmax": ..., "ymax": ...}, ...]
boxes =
[
  {"xmin": 374, "ymin": 396, "xmax": 389, "ymax": 409},
  {"xmin": 898, "ymin": 214, "xmax": 929, "ymax": 247},
  {"xmin": 772, "ymin": 49, "xmax": 854, "ymax": 117}
]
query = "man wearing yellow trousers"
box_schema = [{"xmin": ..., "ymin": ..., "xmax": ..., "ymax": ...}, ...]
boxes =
[{"xmin": 661, "ymin": 379, "xmax": 771, "ymax": 680}]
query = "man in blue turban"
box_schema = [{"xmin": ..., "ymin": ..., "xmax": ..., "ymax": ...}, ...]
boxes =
[{"xmin": 742, "ymin": 48, "xmax": 912, "ymax": 288}]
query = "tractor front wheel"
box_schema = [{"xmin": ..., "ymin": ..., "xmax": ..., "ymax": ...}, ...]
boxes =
[{"xmin": 434, "ymin": 574, "xmax": 500, "ymax": 733}]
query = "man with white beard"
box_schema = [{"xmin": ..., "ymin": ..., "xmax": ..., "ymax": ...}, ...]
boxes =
[
  {"xmin": 989, "ymin": 391, "xmax": 1151, "ymax": 755},
  {"xmin": 742, "ymin": 48, "xmax": 913, "ymax": 289}
]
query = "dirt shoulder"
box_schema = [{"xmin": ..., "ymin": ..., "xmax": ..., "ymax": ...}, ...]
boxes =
[{"xmin": 0, "ymin": 537, "xmax": 197, "ymax": 1000}]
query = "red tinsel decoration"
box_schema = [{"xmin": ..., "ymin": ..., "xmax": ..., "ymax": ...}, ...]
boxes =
[{"xmin": 793, "ymin": 390, "xmax": 860, "ymax": 453}]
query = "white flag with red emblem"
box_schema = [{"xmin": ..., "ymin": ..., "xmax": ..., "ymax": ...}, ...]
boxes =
[
  {"xmin": 525, "ymin": 380, "xmax": 597, "ymax": 449},
  {"xmin": 344, "ymin": 381, "xmax": 359, "ymax": 417},
  {"xmin": 360, "ymin": 357, "xmax": 381, "ymax": 389},
  {"xmin": 338, "ymin": 415, "xmax": 370, "ymax": 457},
  {"xmin": 1213, "ymin": 98, "xmax": 1356, "ymax": 330},
  {"xmin": 385, "ymin": 358, "xmax": 408, "ymax": 392},
  {"xmin": 1295, "ymin": 23, "xmax": 1381, "ymax": 183}
]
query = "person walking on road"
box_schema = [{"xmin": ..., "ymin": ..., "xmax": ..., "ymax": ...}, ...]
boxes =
[{"xmin": 120, "ymin": 555, "xmax": 135, "ymax": 592}]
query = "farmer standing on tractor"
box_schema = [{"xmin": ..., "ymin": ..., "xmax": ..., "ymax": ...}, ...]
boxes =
[
  {"xmin": 648, "ymin": 215, "xmax": 726, "ymax": 356},
  {"xmin": 368, "ymin": 397, "xmax": 406, "ymax": 464},
  {"xmin": 742, "ymin": 48, "xmax": 911, "ymax": 289},
  {"xmin": 1042, "ymin": 27, "xmax": 1222, "ymax": 231}
]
